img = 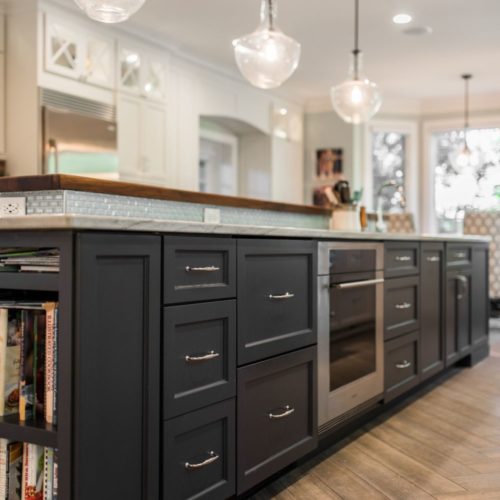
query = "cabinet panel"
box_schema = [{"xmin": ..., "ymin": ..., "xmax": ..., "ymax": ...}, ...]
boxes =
[
  {"xmin": 140, "ymin": 102, "xmax": 167, "ymax": 181},
  {"xmin": 74, "ymin": 233, "xmax": 161, "ymax": 500},
  {"xmin": 447, "ymin": 244, "xmax": 472, "ymax": 268},
  {"xmin": 84, "ymin": 34, "xmax": 115, "ymax": 88},
  {"xmin": 385, "ymin": 242, "xmax": 419, "ymax": 278},
  {"xmin": 384, "ymin": 276, "xmax": 420, "ymax": 341},
  {"xmin": 117, "ymin": 95, "xmax": 141, "ymax": 180},
  {"xmin": 237, "ymin": 347, "xmax": 317, "ymax": 494},
  {"xmin": 471, "ymin": 244, "xmax": 489, "ymax": 348},
  {"xmin": 420, "ymin": 243, "xmax": 445, "ymax": 380},
  {"xmin": 237, "ymin": 239, "xmax": 317, "ymax": 365},
  {"xmin": 163, "ymin": 300, "xmax": 236, "ymax": 418},
  {"xmin": 163, "ymin": 399, "xmax": 235, "ymax": 500}
]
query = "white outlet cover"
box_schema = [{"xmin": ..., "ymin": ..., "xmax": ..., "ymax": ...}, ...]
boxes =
[
  {"xmin": 204, "ymin": 207, "xmax": 221, "ymax": 224},
  {"xmin": 0, "ymin": 197, "xmax": 27, "ymax": 217}
]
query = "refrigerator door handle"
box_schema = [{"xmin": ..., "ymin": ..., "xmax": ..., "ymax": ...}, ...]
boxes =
[{"xmin": 48, "ymin": 138, "xmax": 59, "ymax": 174}]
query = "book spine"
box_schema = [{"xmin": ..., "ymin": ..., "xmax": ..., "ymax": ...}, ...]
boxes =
[
  {"xmin": 52, "ymin": 307, "xmax": 59, "ymax": 427},
  {"xmin": 20, "ymin": 443, "xmax": 28, "ymax": 500},
  {"xmin": 44, "ymin": 304, "xmax": 56, "ymax": 425},
  {"xmin": 0, "ymin": 439, "xmax": 7, "ymax": 500},
  {"xmin": 8, "ymin": 442, "xmax": 23, "ymax": 500},
  {"xmin": 0, "ymin": 310, "xmax": 8, "ymax": 417},
  {"xmin": 18, "ymin": 313, "xmax": 26, "ymax": 423},
  {"xmin": 52, "ymin": 449, "xmax": 58, "ymax": 500},
  {"xmin": 43, "ymin": 448, "xmax": 53, "ymax": 500}
]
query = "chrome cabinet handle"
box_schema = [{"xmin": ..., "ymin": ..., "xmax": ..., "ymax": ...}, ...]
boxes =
[
  {"xmin": 455, "ymin": 252, "xmax": 467, "ymax": 259},
  {"xmin": 185, "ymin": 451, "xmax": 219, "ymax": 470},
  {"xmin": 395, "ymin": 255, "xmax": 411, "ymax": 262},
  {"xmin": 185, "ymin": 266, "xmax": 220, "ymax": 272},
  {"xmin": 427, "ymin": 256, "xmax": 440, "ymax": 262},
  {"xmin": 269, "ymin": 405, "xmax": 295, "ymax": 419},
  {"xmin": 333, "ymin": 278, "xmax": 384, "ymax": 290},
  {"xmin": 269, "ymin": 292, "xmax": 295, "ymax": 300},
  {"xmin": 456, "ymin": 274, "xmax": 468, "ymax": 300},
  {"xmin": 395, "ymin": 302, "xmax": 412, "ymax": 310},
  {"xmin": 185, "ymin": 351, "xmax": 220, "ymax": 363},
  {"xmin": 396, "ymin": 360, "xmax": 411, "ymax": 369}
]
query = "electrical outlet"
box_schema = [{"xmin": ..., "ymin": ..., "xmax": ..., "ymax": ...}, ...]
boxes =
[
  {"xmin": 204, "ymin": 207, "xmax": 221, "ymax": 224},
  {"xmin": 0, "ymin": 197, "xmax": 26, "ymax": 217}
]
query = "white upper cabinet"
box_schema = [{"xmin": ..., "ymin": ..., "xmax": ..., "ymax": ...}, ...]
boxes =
[
  {"xmin": 44, "ymin": 14, "xmax": 115, "ymax": 89},
  {"xmin": 119, "ymin": 45, "xmax": 167, "ymax": 102}
]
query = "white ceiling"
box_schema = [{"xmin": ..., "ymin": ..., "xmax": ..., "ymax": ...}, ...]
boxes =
[{"xmin": 122, "ymin": 0, "xmax": 500, "ymax": 104}]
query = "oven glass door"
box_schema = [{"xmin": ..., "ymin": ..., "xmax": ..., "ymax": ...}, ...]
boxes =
[{"xmin": 329, "ymin": 280, "xmax": 377, "ymax": 392}]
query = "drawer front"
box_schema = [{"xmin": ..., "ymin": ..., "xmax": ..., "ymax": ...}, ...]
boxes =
[
  {"xmin": 385, "ymin": 242, "xmax": 419, "ymax": 278},
  {"xmin": 447, "ymin": 244, "xmax": 472, "ymax": 268},
  {"xmin": 164, "ymin": 236, "xmax": 236, "ymax": 304},
  {"xmin": 164, "ymin": 399, "xmax": 235, "ymax": 500},
  {"xmin": 163, "ymin": 301, "xmax": 236, "ymax": 419},
  {"xmin": 385, "ymin": 276, "xmax": 420, "ymax": 340},
  {"xmin": 237, "ymin": 346, "xmax": 317, "ymax": 494},
  {"xmin": 237, "ymin": 239, "xmax": 317, "ymax": 365},
  {"xmin": 385, "ymin": 331, "xmax": 419, "ymax": 402}
]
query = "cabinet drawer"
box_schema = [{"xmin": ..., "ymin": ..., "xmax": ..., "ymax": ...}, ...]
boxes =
[
  {"xmin": 385, "ymin": 331, "xmax": 419, "ymax": 402},
  {"xmin": 163, "ymin": 301, "xmax": 236, "ymax": 419},
  {"xmin": 447, "ymin": 244, "xmax": 472, "ymax": 268},
  {"xmin": 385, "ymin": 276, "xmax": 420, "ymax": 340},
  {"xmin": 237, "ymin": 239, "xmax": 317, "ymax": 365},
  {"xmin": 164, "ymin": 236, "xmax": 236, "ymax": 304},
  {"xmin": 237, "ymin": 346, "xmax": 317, "ymax": 494},
  {"xmin": 163, "ymin": 399, "xmax": 235, "ymax": 500},
  {"xmin": 385, "ymin": 242, "xmax": 419, "ymax": 278}
]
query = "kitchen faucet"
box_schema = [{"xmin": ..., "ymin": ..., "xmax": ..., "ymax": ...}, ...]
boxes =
[{"xmin": 375, "ymin": 180, "xmax": 406, "ymax": 232}]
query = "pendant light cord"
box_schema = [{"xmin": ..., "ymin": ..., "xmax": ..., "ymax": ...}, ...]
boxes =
[
  {"xmin": 353, "ymin": 0, "xmax": 360, "ymax": 79},
  {"xmin": 268, "ymin": 0, "xmax": 275, "ymax": 30},
  {"xmin": 462, "ymin": 74, "xmax": 472, "ymax": 149}
]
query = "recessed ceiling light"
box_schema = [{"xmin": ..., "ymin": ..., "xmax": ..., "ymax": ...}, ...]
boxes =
[{"xmin": 393, "ymin": 13, "xmax": 412, "ymax": 25}]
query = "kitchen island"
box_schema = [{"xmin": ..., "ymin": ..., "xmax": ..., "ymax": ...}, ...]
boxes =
[{"xmin": 0, "ymin": 175, "xmax": 490, "ymax": 500}]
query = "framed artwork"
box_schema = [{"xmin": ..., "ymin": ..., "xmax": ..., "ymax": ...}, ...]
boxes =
[{"xmin": 316, "ymin": 148, "xmax": 343, "ymax": 181}]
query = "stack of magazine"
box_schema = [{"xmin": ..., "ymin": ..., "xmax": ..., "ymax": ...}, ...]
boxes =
[
  {"xmin": 0, "ymin": 441, "xmax": 57, "ymax": 499},
  {"xmin": 0, "ymin": 302, "xmax": 59, "ymax": 499},
  {"xmin": 0, "ymin": 250, "xmax": 60, "ymax": 274}
]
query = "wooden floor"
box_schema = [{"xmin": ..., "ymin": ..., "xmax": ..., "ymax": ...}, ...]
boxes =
[{"xmin": 253, "ymin": 327, "xmax": 500, "ymax": 500}]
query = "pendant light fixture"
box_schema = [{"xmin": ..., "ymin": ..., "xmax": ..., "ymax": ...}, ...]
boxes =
[
  {"xmin": 330, "ymin": 0, "xmax": 382, "ymax": 124},
  {"xmin": 449, "ymin": 74, "xmax": 480, "ymax": 170},
  {"xmin": 232, "ymin": 0, "xmax": 301, "ymax": 90},
  {"xmin": 74, "ymin": 0, "xmax": 146, "ymax": 23}
]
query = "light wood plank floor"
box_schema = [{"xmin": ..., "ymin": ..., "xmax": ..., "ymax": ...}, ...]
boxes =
[{"xmin": 253, "ymin": 326, "xmax": 500, "ymax": 500}]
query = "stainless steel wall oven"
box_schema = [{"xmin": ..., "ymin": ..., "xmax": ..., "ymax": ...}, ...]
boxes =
[{"xmin": 318, "ymin": 242, "xmax": 385, "ymax": 433}]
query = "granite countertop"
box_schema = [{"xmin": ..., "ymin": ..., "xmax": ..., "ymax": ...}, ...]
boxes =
[{"xmin": 0, "ymin": 213, "xmax": 490, "ymax": 243}]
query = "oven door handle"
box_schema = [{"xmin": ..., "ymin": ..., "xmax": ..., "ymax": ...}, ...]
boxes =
[{"xmin": 332, "ymin": 278, "xmax": 385, "ymax": 290}]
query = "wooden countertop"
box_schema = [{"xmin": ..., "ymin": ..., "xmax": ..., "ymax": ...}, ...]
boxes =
[{"xmin": 0, "ymin": 175, "xmax": 332, "ymax": 217}]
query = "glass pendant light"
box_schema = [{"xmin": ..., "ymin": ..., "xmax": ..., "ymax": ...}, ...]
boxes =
[
  {"xmin": 74, "ymin": 0, "xmax": 146, "ymax": 23},
  {"xmin": 330, "ymin": 0, "xmax": 382, "ymax": 124},
  {"xmin": 449, "ymin": 74, "xmax": 481, "ymax": 170},
  {"xmin": 232, "ymin": 0, "xmax": 301, "ymax": 90}
]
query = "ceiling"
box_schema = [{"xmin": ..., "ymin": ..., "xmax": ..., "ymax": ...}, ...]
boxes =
[
  {"xmin": 41, "ymin": 0, "xmax": 500, "ymax": 104},
  {"xmin": 122, "ymin": 0, "xmax": 500, "ymax": 103}
]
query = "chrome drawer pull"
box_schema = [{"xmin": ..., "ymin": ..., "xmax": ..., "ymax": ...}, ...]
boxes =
[
  {"xmin": 185, "ymin": 351, "xmax": 220, "ymax": 363},
  {"xmin": 185, "ymin": 266, "xmax": 220, "ymax": 272},
  {"xmin": 395, "ymin": 302, "xmax": 412, "ymax": 310},
  {"xmin": 333, "ymin": 278, "xmax": 384, "ymax": 290},
  {"xmin": 269, "ymin": 292, "xmax": 295, "ymax": 300},
  {"xmin": 455, "ymin": 252, "xmax": 467, "ymax": 259},
  {"xmin": 427, "ymin": 256, "xmax": 440, "ymax": 262},
  {"xmin": 395, "ymin": 255, "xmax": 411, "ymax": 262},
  {"xmin": 269, "ymin": 405, "xmax": 295, "ymax": 419},
  {"xmin": 185, "ymin": 451, "xmax": 219, "ymax": 470},
  {"xmin": 396, "ymin": 360, "xmax": 411, "ymax": 369}
]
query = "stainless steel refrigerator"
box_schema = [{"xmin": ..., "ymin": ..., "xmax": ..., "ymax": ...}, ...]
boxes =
[{"xmin": 41, "ymin": 89, "xmax": 119, "ymax": 179}]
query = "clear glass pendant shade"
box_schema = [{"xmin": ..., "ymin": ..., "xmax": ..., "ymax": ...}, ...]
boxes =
[
  {"xmin": 74, "ymin": 0, "xmax": 146, "ymax": 23},
  {"xmin": 232, "ymin": 0, "xmax": 301, "ymax": 89},
  {"xmin": 449, "ymin": 142, "xmax": 482, "ymax": 172},
  {"xmin": 330, "ymin": 52, "xmax": 382, "ymax": 124}
]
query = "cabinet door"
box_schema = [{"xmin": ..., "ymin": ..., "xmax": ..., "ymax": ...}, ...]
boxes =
[
  {"xmin": 142, "ymin": 57, "xmax": 167, "ymax": 101},
  {"xmin": 44, "ymin": 16, "xmax": 83, "ymax": 79},
  {"xmin": 119, "ymin": 48, "xmax": 142, "ymax": 95},
  {"xmin": 140, "ymin": 101, "xmax": 167, "ymax": 182},
  {"xmin": 117, "ymin": 95, "xmax": 142, "ymax": 181},
  {"xmin": 84, "ymin": 34, "xmax": 115, "ymax": 88},
  {"xmin": 445, "ymin": 269, "xmax": 471, "ymax": 366},
  {"xmin": 471, "ymin": 244, "xmax": 489, "ymax": 348},
  {"xmin": 420, "ymin": 243, "xmax": 445, "ymax": 380}
]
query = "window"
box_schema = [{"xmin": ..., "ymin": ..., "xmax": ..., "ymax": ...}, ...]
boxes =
[{"xmin": 432, "ymin": 127, "xmax": 500, "ymax": 233}]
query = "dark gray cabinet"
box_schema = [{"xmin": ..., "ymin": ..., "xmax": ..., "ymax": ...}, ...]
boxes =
[
  {"xmin": 447, "ymin": 244, "xmax": 472, "ymax": 268},
  {"xmin": 237, "ymin": 239, "xmax": 317, "ymax": 365},
  {"xmin": 385, "ymin": 331, "xmax": 419, "ymax": 402},
  {"xmin": 384, "ymin": 275, "xmax": 420, "ymax": 341},
  {"xmin": 420, "ymin": 243, "xmax": 445, "ymax": 380},
  {"xmin": 163, "ymin": 236, "xmax": 236, "ymax": 304},
  {"xmin": 237, "ymin": 346, "xmax": 317, "ymax": 494},
  {"xmin": 163, "ymin": 399, "xmax": 235, "ymax": 500},
  {"xmin": 471, "ymin": 244, "xmax": 489, "ymax": 348},
  {"xmin": 384, "ymin": 242, "xmax": 419, "ymax": 278},
  {"xmin": 163, "ymin": 300, "xmax": 236, "ymax": 419}
]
